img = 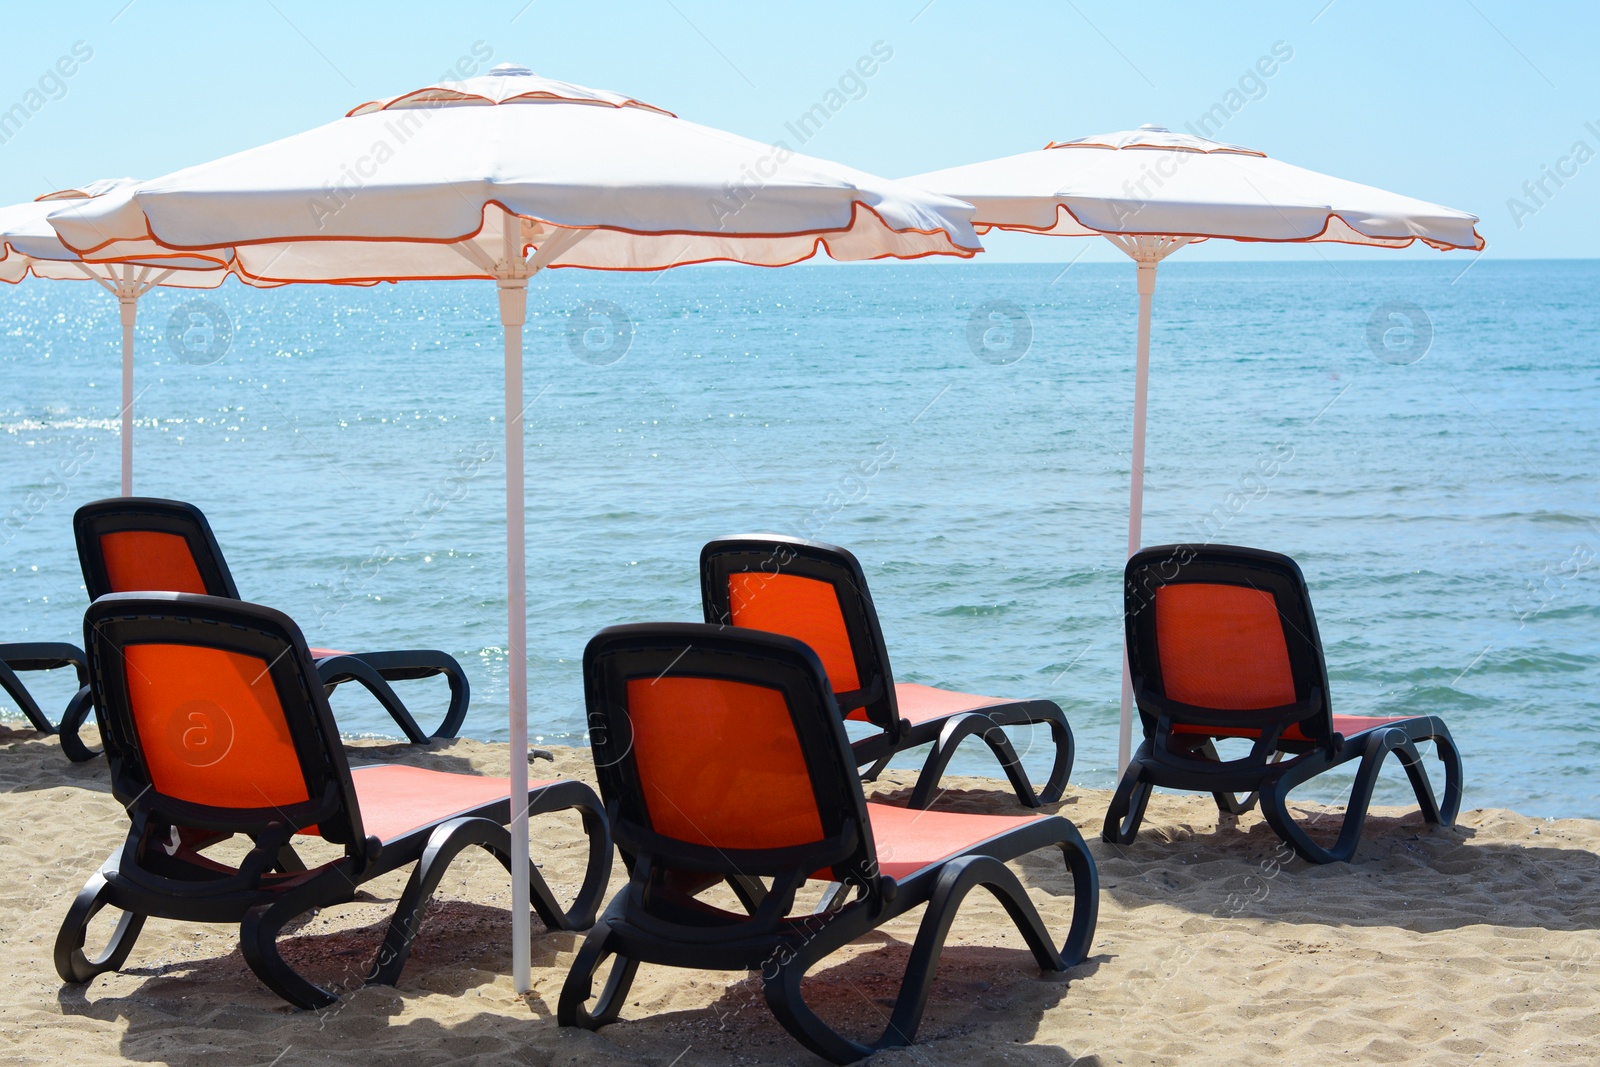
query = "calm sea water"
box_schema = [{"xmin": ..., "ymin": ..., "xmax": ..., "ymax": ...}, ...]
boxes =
[{"xmin": 3, "ymin": 259, "xmax": 1597, "ymax": 817}]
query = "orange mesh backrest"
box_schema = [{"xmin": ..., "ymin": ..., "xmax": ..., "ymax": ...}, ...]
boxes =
[
  {"xmin": 123, "ymin": 643, "xmax": 309, "ymax": 810},
  {"xmin": 100, "ymin": 530, "xmax": 208, "ymax": 594},
  {"xmin": 625, "ymin": 675, "xmax": 825, "ymax": 850},
  {"xmin": 728, "ymin": 573, "xmax": 861, "ymax": 693},
  {"xmin": 1154, "ymin": 583, "xmax": 1296, "ymax": 711}
]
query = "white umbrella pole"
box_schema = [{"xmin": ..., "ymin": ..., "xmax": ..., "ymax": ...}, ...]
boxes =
[
  {"xmin": 119, "ymin": 293, "xmax": 137, "ymax": 496},
  {"xmin": 1118, "ymin": 257, "xmax": 1159, "ymax": 772},
  {"xmin": 499, "ymin": 276, "xmax": 532, "ymax": 993},
  {"xmin": 78, "ymin": 263, "xmax": 160, "ymax": 498}
]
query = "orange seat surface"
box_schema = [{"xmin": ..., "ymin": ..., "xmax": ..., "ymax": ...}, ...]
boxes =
[
  {"xmin": 864, "ymin": 802, "xmax": 1042, "ymax": 880},
  {"xmin": 881, "ymin": 682, "xmax": 1011, "ymax": 725},
  {"xmin": 1172, "ymin": 714, "xmax": 1417, "ymax": 744},
  {"xmin": 346, "ymin": 764, "xmax": 552, "ymax": 843}
]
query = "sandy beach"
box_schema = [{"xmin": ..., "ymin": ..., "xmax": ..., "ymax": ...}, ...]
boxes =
[{"xmin": 0, "ymin": 726, "xmax": 1593, "ymax": 1066}]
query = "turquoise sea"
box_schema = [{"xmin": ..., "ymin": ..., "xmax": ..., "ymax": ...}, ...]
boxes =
[{"xmin": 3, "ymin": 259, "xmax": 1597, "ymax": 817}]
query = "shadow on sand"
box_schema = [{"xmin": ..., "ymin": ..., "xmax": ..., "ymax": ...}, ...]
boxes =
[
  {"xmin": 55, "ymin": 898, "xmax": 1105, "ymax": 1066},
  {"xmin": 870, "ymin": 779, "xmax": 1599, "ymax": 935}
]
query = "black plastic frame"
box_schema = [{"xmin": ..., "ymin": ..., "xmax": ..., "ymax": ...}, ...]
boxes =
[
  {"xmin": 1103, "ymin": 543, "xmax": 1464, "ymax": 863},
  {"xmin": 69, "ymin": 497, "xmax": 469, "ymax": 757},
  {"xmin": 0, "ymin": 642, "xmax": 96, "ymax": 757},
  {"xmin": 55, "ymin": 592, "xmax": 611, "ymax": 1008},
  {"xmin": 560, "ymin": 623, "xmax": 1097, "ymax": 1063},
  {"xmin": 700, "ymin": 534, "xmax": 1074, "ymax": 807}
]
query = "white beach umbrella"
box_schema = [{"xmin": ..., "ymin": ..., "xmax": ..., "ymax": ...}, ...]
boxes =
[
  {"xmin": 1, "ymin": 179, "xmax": 234, "ymax": 495},
  {"xmin": 49, "ymin": 63, "xmax": 980, "ymax": 990},
  {"xmin": 906, "ymin": 125, "xmax": 1483, "ymax": 771}
]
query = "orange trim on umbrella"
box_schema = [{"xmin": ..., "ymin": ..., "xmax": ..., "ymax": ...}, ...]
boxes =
[
  {"xmin": 976, "ymin": 199, "xmax": 1485, "ymax": 252},
  {"xmin": 61, "ymin": 198, "xmax": 981, "ymax": 280}
]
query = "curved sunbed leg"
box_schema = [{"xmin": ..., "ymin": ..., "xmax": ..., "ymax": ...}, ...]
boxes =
[
  {"xmin": 755, "ymin": 921, "xmax": 896, "ymax": 1062},
  {"xmin": 0, "ymin": 660, "xmax": 56, "ymax": 734},
  {"xmin": 1260, "ymin": 730, "xmax": 1420, "ymax": 864},
  {"xmin": 1034, "ymin": 711, "xmax": 1075, "ymax": 805},
  {"xmin": 435, "ymin": 661, "xmax": 469, "ymax": 739},
  {"xmin": 1050, "ymin": 827, "xmax": 1101, "ymax": 967},
  {"xmin": 1101, "ymin": 760, "xmax": 1155, "ymax": 845},
  {"xmin": 240, "ymin": 882, "xmax": 347, "ymax": 1010},
  {"xmin": 908, "ymin": 713, "xmax": 1037, "ymax": 810},
  {"xmin": 527, "ymin": 779, "xmax": 613, "ymax": 930},
  {"xmin": 54, "ymin": 869, "xmax": 147, "ymax": 983},
  {"xmin": 1393, "ymin": 740, "xmax": 1440, "ymax": 824},
  {"xmin": 983, "ymin": 702, "xmax": 1075, "ymax": 804},
  {"xmin": 314, "ymin": 655, "xmax": 429, "ymax": 744},
  {"xmin": 426, "ymin": 781, "xmax": 611, "ymax": 933},
  {"xmin": 763, "ymin": 852, "xmax": 1086, "ymax": 1065},
  {"xmin": 1430, "ymin": 721, "xmax": 1464, "ymax": 825},
  {"xmin": 369, "ymin": 816, "xmax": 559, "ymax": 986},
  {"xmin": 57, "ymin": 686, "xmax": 102, "ymax": 763},
  {"xmin": 1197, "ymin": 742, "xmax": 1261, "ymax": 816},
  {"xmin": 1391, "ymin": 717, "xmax": 1464, "ymax": 827},
  {"xmin": 881, "ymin": 857, "xmax": 1060, "ymax": 1052},
  {"xmin": 377, "ymin": 650, "xmax": 472, "ymax": 739},
  {"xmin": 556, "ymin": 921, "xmax": 641, "ymax": 1029},
  {"xmin": 331, "ymin": 650, "xmax": 471, "ymax": 740}
]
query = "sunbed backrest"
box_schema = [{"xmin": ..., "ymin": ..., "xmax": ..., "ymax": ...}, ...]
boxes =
[
  {"xmin": 624, "ymin": 674, "xmax": 825, "ymax": 851},
  {"xmin": 700, "ymin": 535, "xmax": 900, "ymax": 736},
  {"xmin": 84, "ymin": 592, "xmax": 362, "ymax": 845},
  {"xmin": 1153, "ymin": 583, "xmax": 1297, "ymax": 711},
  {"xmin": 727, "ymin": 572, "xmax": 861, "ymax": 693},
  {"xmin": 1125, "ymin": 544, "xmax": 1333, "ymax": 746},
  {"xmin": 100, "ymin": 531, "xmax": 209, "ymax": 595},
  {"xmin": 584, "ymin": 623, "xmax": 875, "ymax": 886},
  {"xmin": 123, "ymin": 642, "xmax": 310, "ymax": 810},
  {"xmin": 74, "ymin": 498, "xmax": 241, "ymax": 601}
]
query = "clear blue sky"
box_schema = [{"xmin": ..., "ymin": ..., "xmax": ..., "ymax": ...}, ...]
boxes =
[{"xmin": 1, "ymin": 1, "xmax": 1593, "ymax": 262}]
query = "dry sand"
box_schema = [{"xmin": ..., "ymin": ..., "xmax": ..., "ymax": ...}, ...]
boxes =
[{"xmin": 1, "ymin": 725, "xmax": 1596, "ymax": 1066}]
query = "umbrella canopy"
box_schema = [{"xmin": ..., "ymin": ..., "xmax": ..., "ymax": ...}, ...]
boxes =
[
  {"xmin": 51, "ymin": 65, "xmax": 977, "ymax": 279},
  {"xmin": 49, "ymin": 64, "xmax": 980, "ymax": 990},
  {"xmin": 912, "ymin": 124, "xmax": 1483, "ymax": 249},
  {"xmin": 906, "ymin": 124, "xmax": 1483, "ymax": 771},
  {"xmin": 2, "ymin": 178, "xmax": 234, "ymax": 495}
]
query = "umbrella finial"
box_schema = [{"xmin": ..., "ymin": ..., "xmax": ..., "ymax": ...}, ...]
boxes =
[{"xmin": 489, "ymin": 63, "xmax": 535, "ymax": 77}]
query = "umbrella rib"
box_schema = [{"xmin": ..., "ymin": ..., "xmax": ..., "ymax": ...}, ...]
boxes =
[
  {"xmin": 448, "ymin": 240, "xmax": 499, "ymax": 276},
  {"xmin": 527, "ymin": 227, "xmax": 589, "ymax": 272},
  {"xmin": 72, "ymin": 260, "xmax": 118, "ymax": 295},
  {"xmin": 1104, "ymin": 233, "xmax": 1191, "ymax": 263},
  {"xmin": 448, "ymin": 225, "xmax": 590, "ymax": 278}
]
